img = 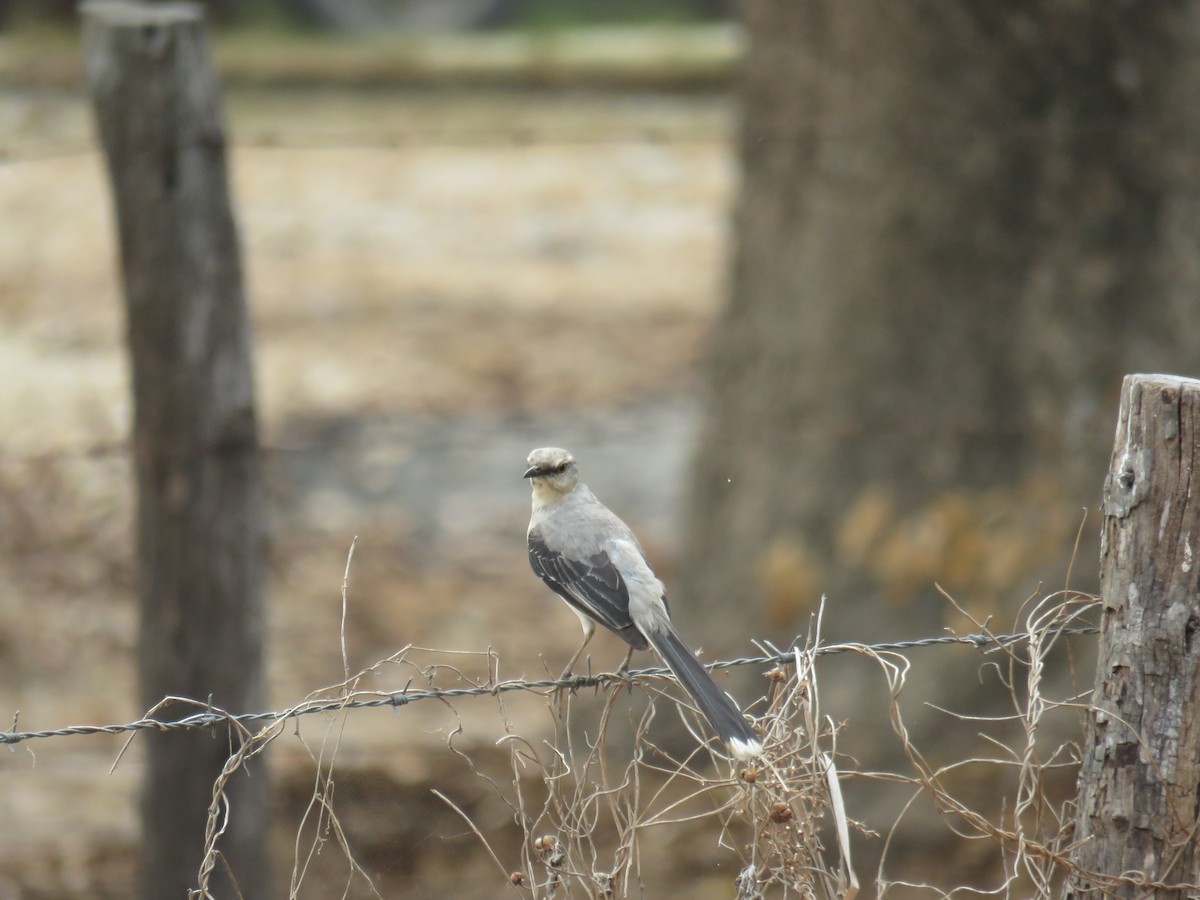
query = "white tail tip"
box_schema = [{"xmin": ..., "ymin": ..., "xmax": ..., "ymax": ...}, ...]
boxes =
[{"xmin": 728, "ymin": 736, "xmax": 763, "ymax": 761}]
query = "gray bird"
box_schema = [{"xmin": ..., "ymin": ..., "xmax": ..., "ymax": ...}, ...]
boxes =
[{"xmin": 524, "ymin": 446, "xmax": 761, "ymax": 760}]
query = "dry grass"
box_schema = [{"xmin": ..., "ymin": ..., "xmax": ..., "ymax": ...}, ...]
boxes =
[{"xmin": 165, "ymin": 583, "xmax": 1109, "ymax": 899}]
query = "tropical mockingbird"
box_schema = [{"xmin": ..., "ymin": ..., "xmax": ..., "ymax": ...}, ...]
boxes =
[{"xmin": 524, "ymin": 446, "xmax": 761, "ymax": 760}]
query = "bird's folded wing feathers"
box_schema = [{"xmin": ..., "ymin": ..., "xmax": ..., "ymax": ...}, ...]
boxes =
[{"xmin": 528, "ymin": 534, "xmax": 635, "ymax": 633}]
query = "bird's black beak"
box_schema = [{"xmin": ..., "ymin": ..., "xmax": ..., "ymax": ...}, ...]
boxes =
[{"xmin": 523, "ymin": 465, "xmax": 542, "ymax": 479}]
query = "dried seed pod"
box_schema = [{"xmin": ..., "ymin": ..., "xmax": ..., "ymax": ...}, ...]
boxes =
[
  {"xmin": 510, "ymin": 871, "xmax": 526, "ymax": 886},
  {"xmin": 769, "ymin": 801, "xmax": 794, "ymax": 824}
]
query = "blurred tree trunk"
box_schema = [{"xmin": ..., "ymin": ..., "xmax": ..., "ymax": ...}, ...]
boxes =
[
  {"xmin": 684, "ymin": 0, "xmax": 1200, "ymax": 649},
  {"xmin": 83, "ymin": 4, "xmax": 268, "ymax": 898},
  {"xmin": 682, "ymin": 7, "xmax": 1200, "ymax": 881}
]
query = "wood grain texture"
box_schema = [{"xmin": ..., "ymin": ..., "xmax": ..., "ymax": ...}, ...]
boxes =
[
  {"xmin": 82, "ymin": 3, "xmax": 268, "ymax": 898},
  {"xmin": 1070, "ymin": 374, "xmax": 1200, "ymax": 898}
]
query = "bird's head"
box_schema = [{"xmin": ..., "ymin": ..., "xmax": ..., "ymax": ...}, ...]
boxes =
[{"xmin": 524, "ymin": 447, "xmax": 580, "ymax": 497}]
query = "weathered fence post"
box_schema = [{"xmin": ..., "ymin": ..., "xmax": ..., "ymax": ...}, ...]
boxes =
[
  {"xmin": 81, "ymin": 3, "xmax": 269, "ymax": 897},
  {"xmin": 1069, "ymin": 374, "xmax": 1200, "ymax": 897}
]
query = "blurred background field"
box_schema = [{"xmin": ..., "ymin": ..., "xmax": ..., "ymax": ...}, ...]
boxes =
[{"xmin": 1, "ymin": 7, "xmax": 750, "ymax": 898}]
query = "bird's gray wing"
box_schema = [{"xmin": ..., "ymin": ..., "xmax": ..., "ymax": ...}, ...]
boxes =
[{"xmin": 528, "ymin": 532, "xmax": 641, "ymax": 640}]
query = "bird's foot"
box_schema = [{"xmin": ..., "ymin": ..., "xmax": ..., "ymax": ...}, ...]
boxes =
[
  {"xmin": 615, "ymin": 648, "xmax": 637, "ymax": 692},
  {"xmin": 546, "ymin": 659, "xmax": 590, "ymax": 704}
]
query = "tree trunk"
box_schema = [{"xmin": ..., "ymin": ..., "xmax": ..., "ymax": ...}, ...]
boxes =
[
  {"xmin": 1067, "ymin": 374, "xmax": 1200, "ymax": 898},
  {"xmin": 682, "ymin": 2, "xmax": 1200, "ymax": 884},
  {"xmin": 81, "ymin": 3, "xmax": 269, "ymax": 898},
  {"xmin": 684, "ymin": 0, "xmax": 1200, "ymax": 649}
]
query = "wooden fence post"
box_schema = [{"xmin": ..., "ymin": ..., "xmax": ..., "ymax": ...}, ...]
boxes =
[
  {"xmin": 81, "ymin": 3, "xmax": 269, "ymax": 897},
  {"xmin": 1069, "ymin": 374, "xmax": 1200, "ymax": 897}
]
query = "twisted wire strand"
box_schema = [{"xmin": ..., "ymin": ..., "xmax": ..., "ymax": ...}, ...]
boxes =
[{"xmin": 0, "ymin": 626, "xmax": 1098, "ymax": 748}]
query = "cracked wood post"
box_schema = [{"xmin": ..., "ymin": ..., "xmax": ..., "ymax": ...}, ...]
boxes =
[
  {"xmin": 81, "ymin": 3, "xmax": 269, "ymax": 898},
  {"xmin": 1069, "ymin": 374, "xmax": 1200, "ymax": 898}
]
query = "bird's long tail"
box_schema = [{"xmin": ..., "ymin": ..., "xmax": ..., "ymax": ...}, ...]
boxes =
[{"xmin": 645, "ymin": 625, "xmax": 762, "ymax": 761}]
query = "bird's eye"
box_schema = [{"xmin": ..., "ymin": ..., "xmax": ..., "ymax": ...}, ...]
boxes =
[{"xmin": 555, "ymin": 462, "xmax": 569, "ymax": 473}]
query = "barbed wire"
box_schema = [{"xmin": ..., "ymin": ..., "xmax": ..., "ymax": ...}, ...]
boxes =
[{"xmin": 0, "ymin": 625, "xmax": 1098, "ymax": 748}]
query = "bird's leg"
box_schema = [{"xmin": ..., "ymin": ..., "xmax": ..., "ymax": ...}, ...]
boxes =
[
  {"xmin": 616, "ymin": 644, "xmax": 637, "ymax": 694},
  {"xmin": 559, "ymin": 619, "xmax": 595, "ymax": 683},
  {"xmin": 549, "ymin": 623, "xmax": 594, "ymax": 707},
  {"xmin": 617, "ymin": 644, "xmax": 635, "ymax": 674}
]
